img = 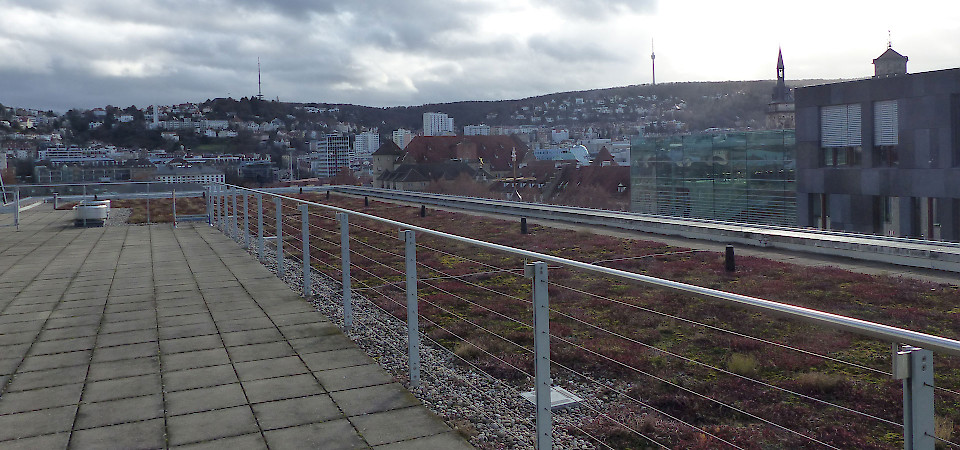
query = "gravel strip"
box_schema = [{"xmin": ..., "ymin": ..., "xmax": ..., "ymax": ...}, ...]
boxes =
[
  {"xmin": 219, "ymin": 226, "xmax": 606, "ymax": 450},
  {"xmin": 105, "ymin": 207, "xmax": 133, "ymax": 226}
]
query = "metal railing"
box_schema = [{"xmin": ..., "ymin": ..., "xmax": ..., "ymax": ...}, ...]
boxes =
[
  {"xmin": 0, "ymin": 181, "xmax": 209, "ymax": 229},
  {"xmin": 207, "ymin": 182, "xmax": 960, "ymax": 449}
]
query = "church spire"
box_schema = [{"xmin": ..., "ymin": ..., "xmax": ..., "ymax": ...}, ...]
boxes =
[
  {"xmin": 772, "ymin": 48, "xmax": 790, "ymax": 103},
  {"xmin": 777, "ymin": 47, "xmax": 785, "ymax": 76}
]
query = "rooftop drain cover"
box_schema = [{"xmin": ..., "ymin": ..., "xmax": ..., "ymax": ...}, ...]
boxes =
[{"xmin": 521, "ymin": 386, "xmax": 583, "ymax": 409}]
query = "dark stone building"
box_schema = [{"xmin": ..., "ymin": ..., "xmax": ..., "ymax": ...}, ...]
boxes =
[{"xmin": 794, "ymin": 47, "xmax": 960, "ymax": 241}]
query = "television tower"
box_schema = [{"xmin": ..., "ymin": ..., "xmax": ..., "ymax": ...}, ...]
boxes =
[
  {"xmin": 257, "ymin": 58, "xmax": 264, "ymax": 100},
  {"xmin": 650, "ymin": 39, "xmax": 656, "ymax": 86}
]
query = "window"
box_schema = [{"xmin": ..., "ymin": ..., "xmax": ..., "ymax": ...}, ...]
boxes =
[
  {"xmin": 952, "ymin": 94, "xmax": 960, "ymax": 167},
  {"xmin": 820, "ymin": 104, "xmax": 862, "ymax": 167},
  {"xmin": 874, "ymin": 100, "xmax": 899, "ymax": 166}
]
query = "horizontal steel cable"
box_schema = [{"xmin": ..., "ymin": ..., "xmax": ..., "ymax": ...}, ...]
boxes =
[
  {"xmin": 358, "ymin": 277, "xmax": 534, "ymax": 379},
  {"xmin": 551, "ymin": 334, "xmax": 840, "ymax": 449},
  {"xmin": 546, "ymin": 279, "xmax": 893, "ymax": 377},
  {"xmin": 551, "ymin": 359, "xmax": 735, "ymax": 450},
  {"xmin": 547, "ymin": 307, "xmax": 902, "ymax": 427}
]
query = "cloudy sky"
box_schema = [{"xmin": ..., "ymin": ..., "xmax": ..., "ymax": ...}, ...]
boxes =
[{"xmin": 2, "ymin": 0, "xmax": 958, "ymax": 112}]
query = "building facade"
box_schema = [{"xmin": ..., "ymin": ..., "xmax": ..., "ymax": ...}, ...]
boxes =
[
  {"xmin": 463, "ymin": 124, "xmax": 491, "ymax": 136},
  {"xmin": 353, "ymin": 130, "xmax": 381, "ymax": 160},
  {"xmin": 423, "ymin": 112, "xmax": 455, "ymax": 136},
  {"xmin": 154, "ymin": 165, "xmax": 225, "ymax": 184},
  {"xmin": 794, "ymin": 59, "xmax": 960, "ymax": 241},
  {"xmin": 392, "ymin": 129, "xmax": 414, "ymax": 149},
  {"xmin": 305, "ymin": 133, "xmax": 351, "ymax": 178},
  {"xmin": 631, "ymin": 130, "xmax": 797, "ymax": 225}
]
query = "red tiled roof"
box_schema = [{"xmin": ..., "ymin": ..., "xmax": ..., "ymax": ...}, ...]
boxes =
[{"xmin": 402, "ymin": 136, "xmax": 528, "ymax": 172}]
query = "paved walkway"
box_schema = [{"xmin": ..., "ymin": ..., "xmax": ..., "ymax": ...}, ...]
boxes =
[{"xmin": 0, "ymin": 208, "xmax": 472, "ymax": 449}]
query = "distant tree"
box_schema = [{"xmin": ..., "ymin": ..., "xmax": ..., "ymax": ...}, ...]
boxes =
[
  {"xmin": 426, "ymin": 173, "xmax": 493, "ymax": 198},
  {"xmin": 330, "ymin": 167, "xmax": 360, "ymax": 185}
]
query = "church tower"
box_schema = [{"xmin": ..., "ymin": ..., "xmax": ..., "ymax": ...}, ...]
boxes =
[
  {"xmin": 766, "ymin": 48, "xmax": 795, "ymax": 129},
  {"xmin": 873, "ymin": 43, "xmax": 908, "ymax": 78}
]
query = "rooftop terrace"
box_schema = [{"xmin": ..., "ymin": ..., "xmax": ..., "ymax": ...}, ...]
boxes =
[{"xmin": 0, "ymin": 208, "xmax": 472, "ymax": 449}]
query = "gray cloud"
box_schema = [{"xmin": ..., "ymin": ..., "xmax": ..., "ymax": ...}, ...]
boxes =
[
  {"xmin": 4, "ymin": 0, "xmax": 957, "ymax": 113},
  {"xmin": 536, "ymin": 0, "xmax": 658, "ymax": 19}
]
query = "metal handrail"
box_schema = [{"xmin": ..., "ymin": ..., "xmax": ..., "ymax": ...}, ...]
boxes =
[
  {"xmin": 333, "ymin": 186, "xmax": 960, "ymax": 250},
  {"xmin": 216, "ymin": 183, "xmax": 960, "ymax": 357}
]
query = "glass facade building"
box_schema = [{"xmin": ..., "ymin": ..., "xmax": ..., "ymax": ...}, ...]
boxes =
[{"xmin": 630, "ymin": 130, "xmax": 796, "ymax": 226}]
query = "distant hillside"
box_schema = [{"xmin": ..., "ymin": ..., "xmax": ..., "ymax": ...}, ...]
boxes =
[{"xmin": 308, "ymin": 79, "xmax": 842, "ymax": 134}]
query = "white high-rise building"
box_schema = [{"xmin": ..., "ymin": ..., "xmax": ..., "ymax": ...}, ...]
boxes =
[
  {"xmin": 463, "ymin": 124, "xmax": 491, "ymax": 136},
  {"xmin": 306, "ymin": 133, "xmax": 351, "ymax": 178},
  {"xmin": 392, "ymin": 129, "xmax": 414, "ymax": 149},
  {"xmin": 423, "ymin": 112, "xmax": 455, "ymax": 136},
  {"xmin": 354, "ymin": 130, "xmax": 381, "ymax": 160}
]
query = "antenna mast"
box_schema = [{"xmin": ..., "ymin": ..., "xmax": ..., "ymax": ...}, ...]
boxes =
[
  {"xmin": 650, "ymin": 39, "xmax": 656, "ymax": 86},
  {"xmin": 257, "ymin": 58, "xmax": 264, "ymax": 100}
]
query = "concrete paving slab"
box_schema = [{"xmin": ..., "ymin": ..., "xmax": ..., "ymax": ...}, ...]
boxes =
[
  {"xmin": 225, "ymin": 341, "xmax": 295, "ymax": 363},
  {"xmin": 18, "ymin": 350, "xmax": 92, "ymax": 373},
  {"xmin": 164, "ymin": 364, "xmax": 238, "ymax": 392},
  {"xmin": 165, "ymin": 383, "xmax": 248, "ymax": 416},
  {"xmin": 172, "ymin": 433, "xmax": 267, "ymax": 450},
  {"xmin": 4, "ymin": 365, "xmax": 88, "ymax": 392},
  {"xmin": 330, "ymin": 383, "xmax": 421, "ymax": 417},
  {"xmin": 95, "ymin": 329, "xmax": 158, "ymax": 348},
  {"xmin": 28, "ymin": 336, "xmax": 97, "ymax": 356},
  {"xmin": 91, "ymin": 341, "xmax": 157, "ymax": 363},
  {"xmin": 167, "ymin": 405, "xmax": 260, "ymax": 446},
  {"xmin": 351, "ymin": 406, "xmax": 452, "ymax": 446},
  {"xmin": 220, "ymin": 327, "xmax": 285, "ymax": 347},
  {"xmin": 74, "ymin": 394, "xmax": 164, "ymax": 429},
  {"xmin": 287, "ymin": 333, "xmax": 356, "ymax": 354},
  {"xmin": 0, "ymin": 432, "xmax": 70, "ymax": 450},
  {"xmin": 314, "ymin": 363, "xmax": 395, "ymax": 393},
  {"xmin": 242, "ymin": 373, "xmax": 325, "ymax": 403},
  {"xmin": 301, "ymin": 348, "xmax": 372, "ymax": 372},
  {"xmin": 0, "ymin": 383, "xmax": 84, "ymax": 414},
  {"xmin": 69, "ymin": 417, "xmax": 166, "ymax": 449},
  {"xmin": 251, "ymin": 394, "xmax": 342, "ymax": 431},
  {"xmin": 159, "ymin": 334, "xmax": 224, "ymax": 354},
  {"xmin": 263, "ymin": 419, "xmax": 367, "ymax": 450},
  {"xmin": 162, "ymin": 348, "xmax": 231, "ymax": 371},
  {"xmin": 373, "ymin": 431, "xmax": 477, "ymax": 450},
  {"xmin": 83, "ymin": 373, "xmax": 162, "ymax": 403},
  {"xmin": 0, "ymin": 404, "xmax": 78, "ymax": 441},
  {"xmin": 87, "ymin": 357, "xmax": 160, "ymax": 382},
  {"xmin": 234, "ymin": 355, "xmax": 310, "ymax": 382}
]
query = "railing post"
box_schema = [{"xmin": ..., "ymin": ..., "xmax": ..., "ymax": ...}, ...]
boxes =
[
  {"xmin": 243, "ymin": 193, "xmax": 250, "ymax": 248},
  {"xmin": 14, "ymin": 188, "xmax": 20, "ymax": 231},
  {"xmin": 217, "ymin": 185, "xmax": 227, "ymax": 231},
  {"xmin": 300, "ymin": 204, "xmax": 311, "ymax": 296},
  {"xmin": 893, "ymin": 345, "xmax": 935, "ymax": 450},
  {"xmin": 275, "ymin": 197, "xmax": 283, "ymax": 276},
  {"xmin": 338, "ymin": 212, "xmax": 352, "ymax": 330},
  {"xmin": 210, "ymin": 186, "xmax": 217, "ymax": 226},
  {"xmin": 525, "ymin": 261, "xmax": 552, "ymax": 450},
  {"xmin": 400, "ymin": 230, "xmax": 420, "ymax": 387},
  {"xmin": 146, "ymin": 182, "xmax": 151, "ymax": 224},
  {"xmin": 257, "ymin": 193, "xmax": 264, "ymax": 260},
  {"xmin": 221, "ymin": 186, "xmax": 227, "ymax": 230},
  {"xmin": 205, "ymin": 186, "xmax": 212, "ymax": 225},
  {"xmin": 232, "ymin": 189, "xmax": 239, "ymax": 239},
  {"xmin": 172, "ymin": 189, "xmax": 177, "ymax": 227}
]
